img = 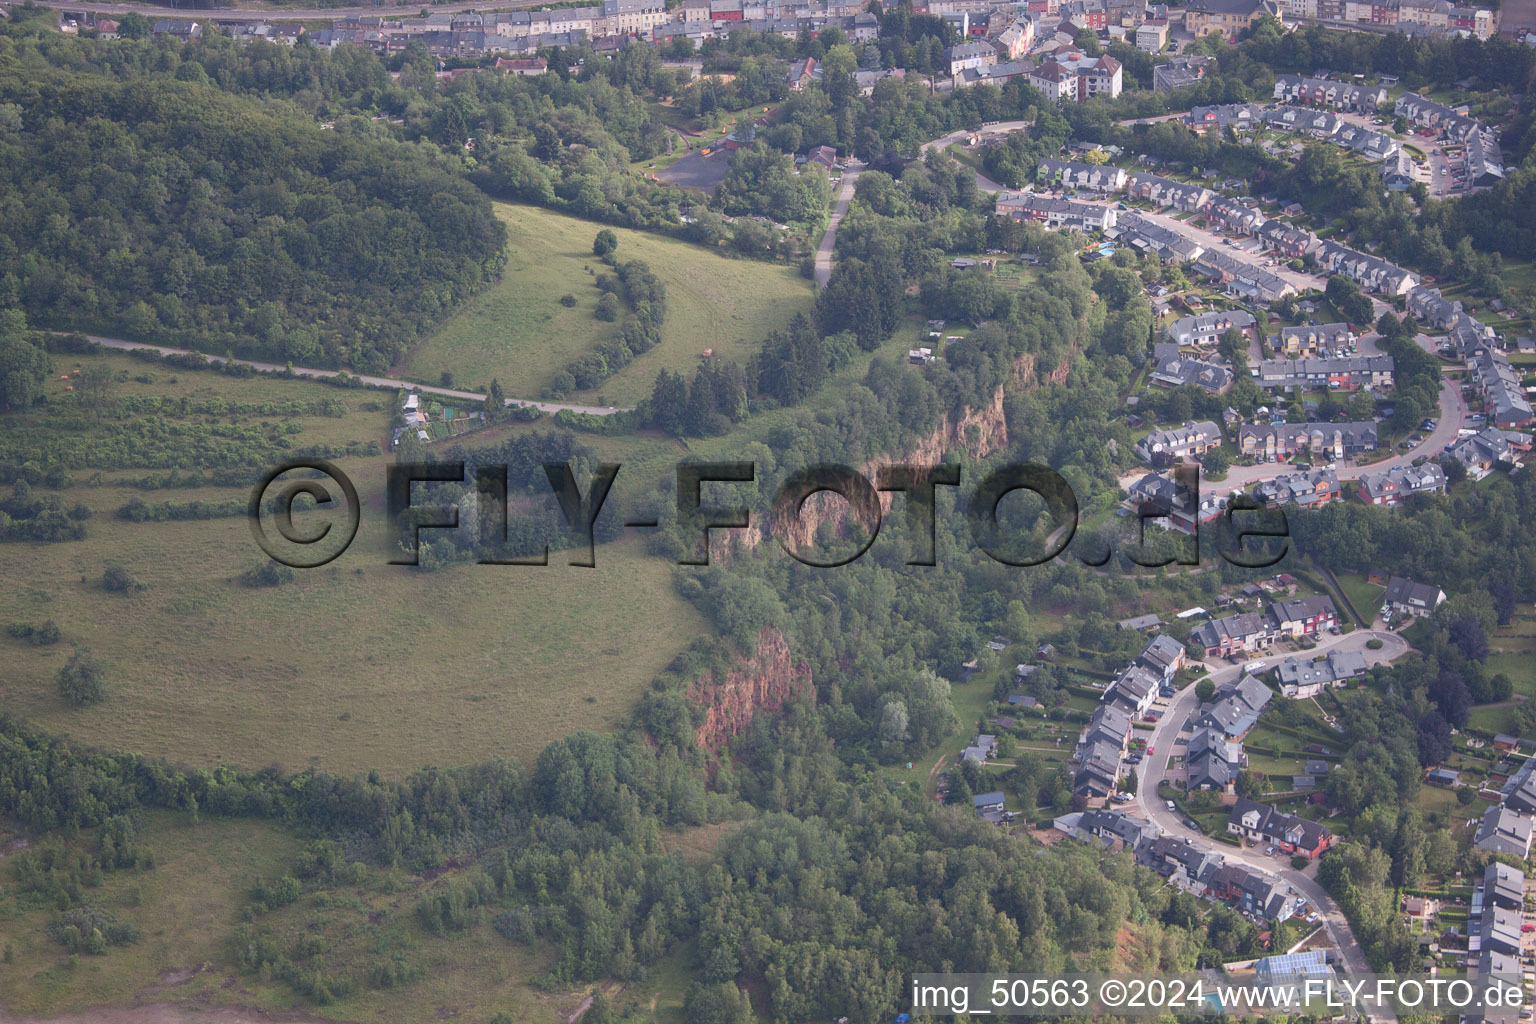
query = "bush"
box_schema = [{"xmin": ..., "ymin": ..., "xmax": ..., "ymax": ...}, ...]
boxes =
[
  {"xmin": 240, "ymin": 561, "xmax": 298, "ymax": 588},
  {"xmin": 595, "ymin": 292, "xmax": 621, "ymax": 322},
  {"xmin": 57, "ymin": 649, "xmax": 107, "ymax": 707},
  {"xmin": 592, "ymin": 229, "xmax": 618, "ymax": 257},
  {"xmin": 1366, "ymin": 638, "xmax": 1384, "ymax": 650},
  {"xmin": 101, "ymin": 565, "xmax": 144, "ymax": 592},
  {"xmin": 8, "ymin": 619, "xmax": 60, "ymax": 645},
  {"xmin": 1290, "ymin": 855, "xmax": 1309, "ymax": 870},
  {"xmin": 559, "ymin": 294, "xmax": 577, "ymax": 307}
]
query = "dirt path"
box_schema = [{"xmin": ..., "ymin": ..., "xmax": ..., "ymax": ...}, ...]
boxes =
[{"xmin": 0, "ymin": 1007, "xmax": 336, "ymax": 1024}]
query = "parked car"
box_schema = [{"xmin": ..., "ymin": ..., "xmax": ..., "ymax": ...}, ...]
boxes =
[
  {"xmin": 1166, "ymin": 800, "xmax": 1176, "ymax": 810},
  {"xmin": 1183, "ymin": 817, "xmax": 1202, "ymax": 832}
]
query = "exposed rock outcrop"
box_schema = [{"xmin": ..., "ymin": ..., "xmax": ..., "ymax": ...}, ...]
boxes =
[{"xmin": 687, "ymin": 627, "xmax": 811, "ymax": 753}]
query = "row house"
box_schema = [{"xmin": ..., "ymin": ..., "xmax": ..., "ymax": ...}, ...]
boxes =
[
  {"xmin": 1398, "ymin": 0, "xmax": 1452, "ymax": 27},
  {"xmin": 1227, "ymin": 797, "xmax": 1336, "ymax": 858},
  {"xmin": 1264, "ymin": 105, "xmax": 1343, "ymax": 138},
  {"xmin": 1256, "ymin": 219, "xmax": 1314, "ymax": 260},
  {"xmin": 1184, "ymin": 102, "xmax": 1264, "ymax": 133},
  {"xmin": 1406, "ymin": 285, "xmax": 1462, "ymax": 328},
  {"xmin": 1238, "ymin": 421, "xmax": 1377, "ymax": 461},
  {"xmin": 1449, "ymin": 311, "xmax": 1496, "ymax": 358},
  {"xmin": 1269, "ymin": 594, "xmax": 1338, "ymax": 639},
  {"xmin": 1394, "ymin": 92, "xmax": 1482, "ymax": 140},
  {"xmin": 1105, "ymin": 664, "xmax": 1162, "ymax": 716},
  {"xmin": 1272, "ymin": 74, "xmax": 1388, "ymax": 112},
  {"xmin": 1059, "ymin": 808, "xmax": 1159, "ymax": 850},
  {"xmin": 996, "ymin": 17, "xmax": 1036, "ymax": 57},
  {"xmin": 1251, "ymin": 468, "xmax": 1342, "ymax": 509},
  {"xmin": 1138, "ymin": 633, "xmax": 1189, "ymax": 682},
  {"xmin": 1356, "ymin": 463, "xmax": 1447, "ymax": 505},
  {"xmin": 1168, "ymin": 309, "xmax": 1257, "ymax": 348},
  {"xmin": 1274, "ymin": 649, "xmax": 1367, "ymax": 698},
  {"xmin": 1207, "ymin": 863, "xmax": 1298, "ymax": 918},
  {"xmin": 1134, "ymin": 420, "xmax": 1223, "ymax": 464},
  {"xmin": 1277, "ymin": 322, "xmax": 1353, "ymax": 357},
  {"xmin": 1465, "ymin": 127, "xmax": 1506, "ymax": 188},
  {"xmin": 1125, "ymin": 172, "xmax": 1212, "ymax": 212},
  {"xmin": 1193, "ymin": 250, "xmax": 1295, "ymax": 303},
  {"xmin": 995, "ymin": 194, "xmax": 1117, "ymax": 232},
  {"xmin": 1108, "ymin": 213, "xmax": 1204, "ymax": 263},
  {"xmin": 1140, "ymin": 836, "xmax": 1222, "ymax": 893},
  {"xmin": 1036, "ymin": 158, "xmax": 1128, "ymax": 192},
  {"xmin": 1474, "ymin": 806, "xmax": 1534, "ymax": 859},
  {"xmin": 1470, "ymin": 347, "xmax": 1535, "ymax": 429},
  {"xmin": 1203, "ymin": 196, "xmax": 1266, "ymax": 235},
  {"xmin": 1312, "ymin": 240, "xmax": 1418, "ymax": 295},
  {"xmin": 1191, "ymin": 612, "xmax": 1271, "ymax": 658},
  {"xmin": 1257, "ymin": 355, "xmax": 1395, "ymax": 392}
]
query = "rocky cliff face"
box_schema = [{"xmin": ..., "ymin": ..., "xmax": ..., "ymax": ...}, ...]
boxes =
[{"xmin": 688, "ymin": 627, "xmax": 811, "ymax": 753}]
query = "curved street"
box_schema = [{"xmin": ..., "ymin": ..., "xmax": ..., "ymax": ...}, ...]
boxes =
[
  {"xmin": 1131, "ymin": 629, "xmax": 1410, "ymax": 1022},
  {"xmin": 58, "ymin": 334, "xmax": 631, "ymax": 415}
]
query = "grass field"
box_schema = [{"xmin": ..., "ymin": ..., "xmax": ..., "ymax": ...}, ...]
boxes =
[
  {"xmin": 0, "ymin": 358, "xmax": 708, "ymax": 777},
  {"xmin": 396, "ymin": 204, "xmax": 816, "ymax": 408},
  {"xmin": 0, "ymin": 812, "xmax": 300, "ymax": 1018}
]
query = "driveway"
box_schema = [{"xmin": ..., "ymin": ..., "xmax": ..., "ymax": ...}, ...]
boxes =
[
  {"xmin": 814, "ymin": 159, "xmax": 863, "ymax": 288},
  {"xmin": 1129, "ymin": 630, "xmax": 1407, "ymax": 1021},
  {"xmin": 60, "ymin": 334, "xmax": 631, "ymax": 416}
]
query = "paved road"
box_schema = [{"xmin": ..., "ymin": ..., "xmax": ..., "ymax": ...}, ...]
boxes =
[
  {"xmin": 814, "ymin": 159, "xmax": 862, "ymax": 289},
  {"xmin": 64, "ymin": 334, "xmax": 631, "ymax": 415},
  {"xmin": 32, "ymin": 0, "xmax": 552, "ymax": 21},
  {"xmin": 920, "ymin": 121, "xmax": 1030, "ymax": 193},
  {"xmin": 1130, "ymin": 630, "xmax": 1409, "ymax": 1020}
]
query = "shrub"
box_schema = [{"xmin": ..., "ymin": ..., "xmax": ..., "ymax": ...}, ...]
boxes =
[
  {"xmin": 559, "ymin": 294, "xmax": 577, "ymax": 307},
  {"xmin": 1290, "ymin": 855, "xmax": 1309, "ymax": 870},
  {"xmin": 101, "ymin": 565, "xmax": 143, "ymax": 592},
  {"xmin": 57, "ymin": 649, "xmax": 106, "ymax": 707},
  {"xmin": 240, "ymin": 561, "xmax": 298, "ymax": 588},
  {"xmin": 1366, "ymin": 638, "xmax": 1384, "ymax": 650},
  {"xmin": 7, "ymin": 619, "xmax": 60, "ymax": 645}
]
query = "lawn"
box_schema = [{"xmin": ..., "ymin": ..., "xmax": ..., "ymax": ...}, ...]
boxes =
[
  {"xmin": 0, "ymin": 362, "xmax": 709, "ymax": 777},
  {"xmin": 1335, "ymin": 571, "xmax": 1384, "ymax": 624},
  {"xmin": 397, "ymin": 203, "xmax": 816, "ymax": 407}
]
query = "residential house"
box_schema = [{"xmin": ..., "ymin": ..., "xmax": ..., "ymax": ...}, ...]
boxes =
[
  {"xmin": 1257, "ymin": 219, "xmax": 1314, "ymax": 260},
  {"xmin": 1356, "ymin": 463, "xmax": 1447, "ymax": 505},
  {"xmin": 1192, "ymin": 249, "xmax": 1295, "ymax": 302},
  {"xmin": 1152, "ymin": 55, "xmax": 1215, "ymax": 93},
  {"xmin": 1465, "ymin": 127, "xmax": 1506, "ymax": 188},
  {"xmin": 1469, "ymin": 347, "xmax": 1535, "ymax": 429},
  {"xmin": 1407, "ymin": 285, "xmax": 1463, "ymax": 328},
  {"xmin": 1257, "ymin": 355, "xmax": 1394, "ymax": 392},
  {"xmin": 995, "ymin": 193, "xmax": 1118, "ymax": 232},
  {"xmin": 1148, "ymin": 343, "xmax": 1233, "ymax": 392},
  {"xmin": 1135, "ymin": 17, "xmax": 1169, "ymax": 49},
  {"xmin": 1255, "ymin": 950, "xmax": 1332, "ymax": 986},
  {"xmin": 1482, "ymin": 862, "xmax": 1525, "ymax": 912},
  {"xmin": 1381, "ymin": 150, "xmax": 1417, "ymax": 190},
  {"xmin": 1252, "ymin": 468, "xmax": 1343, "ymax": 509},
  {"xmin": 1272, "ymin": 74, "xmax": 1387, "ymax": 112},
  {"xmin": 1184, "ymin": 102, "xmax": 1265, "ymax": 133},
  {"xmin": 1037, "ymin": 158, "xmax": 1128, "ymax": 191},
  {"xmin": 1275, "ymin": 649, "xmax": 1367, "ymax": 697},
  {"xmin": 1501, "ymin": 759, "xmax": 1536, "ymax": 816},
  {"xmin": 787, "ymin": 56, "xmax": 822, "ymax": 89},
  {"xmin": 1108, "ymin": 213, "xmax": 1204, "ymax": 263},
  {"xmin": 1138, "ymin": 633, "xmax": 1189, "ymax": 682},
  {"xmin": 945, "ymin": 40, "xmax": 998, "ymax": 77},
  {"xmin": 1192, "ymin": 612, "xmax": 1272, "ymax": 657},
  {"xmin": 1203, "ymin": 196, "xmax": 1266, "ymax": 235},
  {"xmin": 1028, "ymin": 48, "xmax": 1122, "ymax": 101},
  {"xmin": 1134, "ymin": 420, "xmax": 1223, "ymax": 464},
  {"xmin": 1169, "ymin": 310, "xmax": 1258, "ymax": 348},
  {"xmin": 1226, "ymin": 797, "xmax": 1336, "ymax": 857},
  {"xmin": 1196, "ymin": 673, "xmax": 1274, "ymax": 739},
  {"xmin": 1124, "ymin": 172, "xmax": 1212, "ymax": 211},
  {"xmin": 1381, "ymin": 576, "xmax": 1446, "ymax": 619},
  {"xmin": 1188, "ymin": 725, "xmax": 1245, "ymax": 791},
  {"xmin": 1335, "ymin": 124, "xmax": 1401, "ymax": 161},
  {"xmin": 1277, "ymin": 323, "xmax": 1353, "ymax": 357},
  {"xmin": 1267, "ymin": 594, "xmax": 1338, "ymax": 638},
  {"xmin": 1312, "ymin": 240, "xmax": 1417, "ymax": 295},
  {"xmin": 1475, "ymin": 806, "xmax": 1534, "ymax": 858},
  {"xmin": 1444, "ymin": 428, "xmax": 1529, "ymax": 480},
  {"xmin": 1127, "ymin": 471, "xmax": 1200, "ymax": 534},
  {"xmin": 1238, "ymin": 421, "xmax": 1377, "ymax": 463},
  {"xmin": 1184, "ymin": 0, "xmax": 1276, "ymax": 37}
]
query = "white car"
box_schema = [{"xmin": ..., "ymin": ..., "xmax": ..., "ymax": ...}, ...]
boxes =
[{"xmin": 1166, "ymin": 800, "xmax": 1176, "ymax": 810}]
